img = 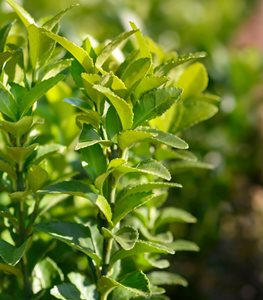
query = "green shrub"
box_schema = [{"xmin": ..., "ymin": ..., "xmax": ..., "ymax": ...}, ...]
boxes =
[{"xmin": 0, "ymin": 1, "xmax": 218, "ymax": 299}]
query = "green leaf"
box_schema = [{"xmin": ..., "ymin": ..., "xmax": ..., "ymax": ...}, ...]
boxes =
[
  {"xmin": 93, "ymin": 85, "xmax": 133, "ymax": 130},
  {"xmin": 121, "ymin": 58, "xmax": 151, "ymax": 92},
  {"xmin": 19, "ymin": 74, "xmax": 64, "ymax": 117},
  {"xmin": 32, "ymin": 257, "xmax": 64, "ymax": 294},
  {"xmin": 81, "ymin": 73, "xmax": 102, "ymax": 104},
  {"xmin": 42, "ymin": 59, "xmax": 72, "ymax": 80},
  {"xmin": 118, "ymin": 130, "xmax": 152, "ymax": 150},
  {"xmin": 3, "ymin": 48, "xmax": 24, "ymax": 83},
  {"xmin": 95, "ymin": 158, "xmax": 125, "ymax": 193},
  {"xmin": 75, "ymin": 124, "xmax": 111, "ymax": 150},
  {"xmin": 51, "ymin": 283, "xmax": 82, "ymax": 300},
  {"xmin": 177, "ymin": 62, "xmax": 208, "ymax": 99},
  {"xmin": 40, "ymin": 181, "xmax": 112, "ymax": 224},
  {"xmin": 89, "ymin": 193, "xmax": 112, "ymax": 224},
  {"xmin": 170, "ymin": 160, "xmax": 214, "ymax": 172},
  {"xmin": 68, "ymin": 272, "xmax": 97, "ymax": 300},
  {"xmin": 119, "ymin": 182, "xmax": 182, "ymax": 200},
  {"xmin": 0, "ymin": 239, "xmax": 29, "ymax": 266},
  {"xmin": 96, "ymin": 29, "xmax": 137, "ymax": 68},
  {"xmin": 7, "ymin": 0, "xmax": 36, "ymax": 27},
  {"xmin": 134, "ymin": 75, "xmax": 168, "ymax": 99},
  {"xmin": 139, "ymin": 226, "xmax": 173, "ymax": 244},
  {"xmin": 170, "ymin": 97, "xmax": 218, "ymax": 133},
  {"xmin": 105, "ymin": 106, "xmax": 122, "ymax": 139},
  {"xmin": 0, "ymin": 263, "xmax": 22, "ymax": 278},
  {"xmin": 133, "ymin": 87, "xmax": 182, "ymax": 128},
  {"xmin": 129, "ymin": 22, "xmax": 150, "ymax": 58},
  {"xmin": 30, "ymin": 144, "xmax": 64, "ymax": 165},
  {"xmin": 0, "ymin": 86, "xmax": 18, "ymax": 121},
  {"xmin": 43, "ymin": 5, "xmax": 78, "ymax": 31},
  {"xmin": 136, "ymin": 160, "xmax": 171, "ymax": 180},
  {"xmin": 155, "ymin": 207, "xmax": 197, "ymax": 230},
  {"xmin": 0, "ymin": 160, "xmax": 16, "ymax": 180},
  {"xmin": 41, "ymin": 28, "xmax": 94, "ymax": 72},
  {"xmin": 28, "ymin": 165, "xmax": 49, "ymax": 192},
  {"xmin": 170, "ymin": 240, "xmax": 199, "ymax": 252},
  {"xmin": 148, "ymin": 271, "xmax": 188, "ymax": 287},
  {"xmin": 64, "ymin": 97, "xmax": 91, "ymax": 112},
  {"xmin": 6, "ymin": 144, "xmax": 37, "ymax": 164},
  {"xmin": 155, "ymin": 52, "xmax": 206, "ymax": 76},
  {"xmin": 0, "ymin": 22, "xmax": 13, "ymax": 52},
  {"xmin": 0, "ymin": 51, "xmax": 13, "ymax": 72},
  {"xmin": 28, "ymin": 24, "xmax": 55, "ymax": 70},
  {"xmin": 0, "ymin": 116, "xmax": 33, "ymax": 138},
  {"xmin": 117, "ymin": 159, "xmax": 171, "ymax": 181},
  {"xmin": 139, "ymin": 127, "xmax": 188, "ymax": 149},
  {"xmin": 98, "ymin": 271, "xmax": 151, "ymax": 299},
  {"xmin": 81, "ymin": 144, "xmax": 107, "ymax": 181},
  {"xmin": 114, "ymin": 226, "xmax": 139, "ymax": 251},
  {"xmin": 76, "ymin": 112, "xmax": 101, "ymax": 130},
  {"xmin": 155, "ymin": 147, "xmax": 197, "ymax": 161},
  {"xmin": 39, "ymin": 180, "xmax": 92, "ymax": 196},
  {"xmin": 110, "ymin": 240, "xmax": 174, "ymax": 265},
  {"xmin": 35, "ymin": 221, "xmax": 100, "ymax": 264},
  {"xmin": 102, "ymin": 226, "xmax": 139, "ymax": 250},
  {"xmin": 113, "ymin": 192, "xmax": 153, "ymax": 225}
]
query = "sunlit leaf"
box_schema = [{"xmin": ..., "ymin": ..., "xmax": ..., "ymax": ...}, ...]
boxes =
[{"xmin": 35, "ymin": 221, "xmax": 100, "ymax": 264}]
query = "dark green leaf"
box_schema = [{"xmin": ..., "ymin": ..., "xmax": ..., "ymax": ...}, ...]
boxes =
[
  {"xmin": 105, "ymin": 106, "xmax": 122, "ymax": 140},
  {"xmin": 75, "ymin": 124, "xmax": 111, "ymax": 150},
  {"xmin": 113, "ymin": 192, "xmax": 153, "ymax": 225},
  {"xmin": 98, "ymin": 271, "xmax": 151, "ymax": 299},
  {"xmin": 0, "ymin": 239, "xmax": 29, "ymax": 266},
  {"xmin": 119, "ymin": 182, "xmax": 182, "ymax": 200},
  {"xmin": 0, "ymin": 22, "xmax": 13, "ymax": 52},
  {"xmin": 0, "ymin": 86, "xmax": 18, "ymax": 121},
  {"xmin": 110, "ymin": 240, "xmax": 174, "ymax": 265},
  {"xmin": 64, "ymin": 97, "xmax": 91, "ymax": 112},
  {"xmin": 133, "ymin": 87, "xmax": 182, "ymax": 128},
  {"xmin": 81, "ymin": 144, "xmax": 107, "ymax": 181},
  {"xmin": 35, "ymin": 221, "xmax": 100, "ymax": 264}
]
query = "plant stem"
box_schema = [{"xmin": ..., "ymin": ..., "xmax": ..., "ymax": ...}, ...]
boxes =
[{"xmin": 16, "ymin": 165, "xmax": 32, "ymax": 299}]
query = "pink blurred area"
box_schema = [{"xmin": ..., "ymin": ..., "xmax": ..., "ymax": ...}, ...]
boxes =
[{"xmin": 234, "ymin": 0, "xmax": 263, "ymax": 51}]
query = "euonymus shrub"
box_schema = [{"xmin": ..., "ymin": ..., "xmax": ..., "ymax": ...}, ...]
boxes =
[{"xmin": 0, "ymin": 1, "xmax": 219, "ymax": 299}]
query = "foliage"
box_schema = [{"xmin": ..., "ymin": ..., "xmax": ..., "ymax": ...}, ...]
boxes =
[{"xmin": 0, "ymin": 1, "xmax": 218, "ymax": 299}]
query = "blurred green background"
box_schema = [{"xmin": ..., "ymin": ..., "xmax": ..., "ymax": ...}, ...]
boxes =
[{"xmin": 1, "ymin": 0, "xmax": 263, "ymax": 299}]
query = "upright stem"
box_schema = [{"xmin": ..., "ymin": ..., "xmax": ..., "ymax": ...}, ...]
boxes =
[
  {"xmin": 99, "ymin": 147, "xmax": 129, "ymax": 299},
  {"xmin": 16, "ymin": 165, "xmax": 32, "ymax": 299}
]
